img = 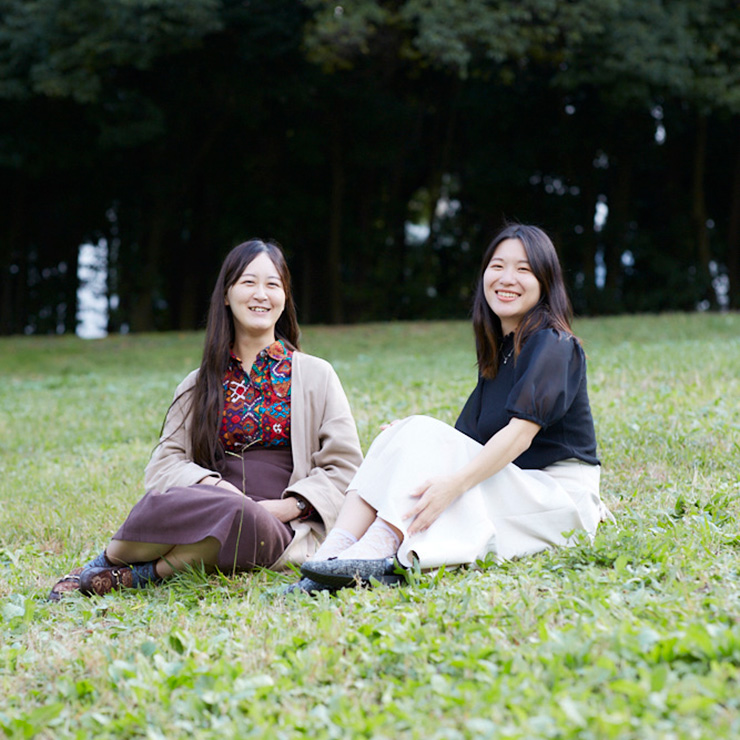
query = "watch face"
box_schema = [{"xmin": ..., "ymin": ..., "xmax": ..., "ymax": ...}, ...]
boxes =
[{"xmin": 295, "ymin": 498, "xmax": 306, "ymax": 511}]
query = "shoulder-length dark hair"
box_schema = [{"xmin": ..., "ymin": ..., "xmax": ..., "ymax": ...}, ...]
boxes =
[
  {"xmin": 189, "ymin": 239, "xmax": 300, "ymax": 469},
  {"xmin": 472, "ymin": 223, "xmax": 574, "ymax": 379}
]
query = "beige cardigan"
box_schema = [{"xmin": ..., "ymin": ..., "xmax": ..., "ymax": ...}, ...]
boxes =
[{"xmin": 144, "ymin": 352, "xmax": 363, "ymax": 569}]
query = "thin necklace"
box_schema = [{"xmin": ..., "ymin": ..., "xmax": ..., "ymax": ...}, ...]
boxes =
[{"xmin": 501, "ymin": 345, "xmax": 515, "ymax": 365}]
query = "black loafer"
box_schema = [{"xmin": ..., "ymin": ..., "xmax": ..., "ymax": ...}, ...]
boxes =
[
  {"xmin": 301, "ymin": 557, "xmax": 405, "ymax": 588},
  {"xmin": 281, "ymin": 577, "xmax": 336, "ymax": 596}
]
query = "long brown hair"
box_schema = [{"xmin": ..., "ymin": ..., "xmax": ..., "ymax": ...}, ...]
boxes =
[
  {"xmin": 188, "ymin": 239, "xmax": 300, "ymax": 469},
  {"xmin": 472, "ymin": 223, "xmax": 574, "ymax": 379}
]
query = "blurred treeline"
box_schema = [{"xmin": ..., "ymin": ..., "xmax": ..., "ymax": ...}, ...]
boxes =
[{"xmin": 0, "ymin": 0, "xmax": 738, "ymax": 335}]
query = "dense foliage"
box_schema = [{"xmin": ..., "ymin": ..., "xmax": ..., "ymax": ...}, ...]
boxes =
[{"xmin": 0, "ymin": 0, "xmax": 738, "ymax": 334}]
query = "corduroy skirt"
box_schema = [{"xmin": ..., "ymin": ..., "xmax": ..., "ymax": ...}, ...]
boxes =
[{"xmin": 113, "ymin": 447, "xmax": 294, "ymax": 573}]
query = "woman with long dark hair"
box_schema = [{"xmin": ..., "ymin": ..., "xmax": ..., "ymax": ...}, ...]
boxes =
[
  {"xmin": 294, "ymin": 224, "xmax": 612, "ymax": 592},
  {"xmin": 50, "ymin": 239, "xmax": 362, "ymax": 598}
]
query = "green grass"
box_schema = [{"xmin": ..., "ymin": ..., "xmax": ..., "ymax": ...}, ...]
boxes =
[{"xmin": 1, "ymin": 314, "xmax": 739, "ymax": 739}]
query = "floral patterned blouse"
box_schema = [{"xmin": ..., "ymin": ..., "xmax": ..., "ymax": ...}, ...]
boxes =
[{"xmin": 220, "ymin": 340, "xmax": 292, "ymax": 451}]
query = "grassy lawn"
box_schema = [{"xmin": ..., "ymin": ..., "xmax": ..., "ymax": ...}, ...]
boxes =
[{"xmin": 1, "ymin": 313, "xmax": 739, "ymax": 739}]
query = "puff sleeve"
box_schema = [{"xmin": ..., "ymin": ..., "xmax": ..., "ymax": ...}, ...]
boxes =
[{"xmin": 505, "ymin": 329, "xmax": 585, "ymax": 428}]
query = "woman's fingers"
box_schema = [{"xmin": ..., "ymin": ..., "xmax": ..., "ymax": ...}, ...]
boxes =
[
  {"xmin": 408, "ymin": 479, "xmax": 431, "ymax": 499},
  {"xmin": 403, "ymin": 485, "xmax": 438, "ymax": 532},
  {"xmin": 407, "ymin": 503, "xmax": 437, "ymax": 534},
  {"xmin": 403, "ymin": 481, "xmax": 431, "ymax": 521},
  {"xmin": 404, "ymin": 476, "xmax": 462, "ymax": 533},
  {"xmin": 403, "ymin": 501, "xmax": 423, "ymax": 520}
]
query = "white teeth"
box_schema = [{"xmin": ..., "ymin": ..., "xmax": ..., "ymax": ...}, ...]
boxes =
[
  {"xmin": 249, "ymin": 307, "xmax": 269, "ymax": 313},
  {"xmin": 497, "ymin": 291, "xmax": 518, "ymax": 298}
]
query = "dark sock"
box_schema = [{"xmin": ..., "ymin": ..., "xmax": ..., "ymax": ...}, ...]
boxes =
[
  {"xmin": 84, "ymin": 550, "xmax": 113, "ymax": 569},
  {"xmin": 130, "ymin": 561, "xmax": 162, "ymax": 589}
]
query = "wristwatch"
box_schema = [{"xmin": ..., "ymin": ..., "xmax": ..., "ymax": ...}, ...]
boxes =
[{"xmin": 290, "ymin": 496, "xmax": 314, "ymax": 521}]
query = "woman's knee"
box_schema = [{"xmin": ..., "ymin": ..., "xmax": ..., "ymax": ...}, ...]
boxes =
[
  {"xmin": 107, "ymin": 539, "xmax": 169, "ymax": 564},
  {"xmin": 154, "ymin": 538, "xmax": 221, "ymax": 577}
]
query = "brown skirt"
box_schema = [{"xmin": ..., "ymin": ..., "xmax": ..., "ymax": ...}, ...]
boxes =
[{"xmin": 113, "ymin": 447, "xmax": 294, "ymax": 573}]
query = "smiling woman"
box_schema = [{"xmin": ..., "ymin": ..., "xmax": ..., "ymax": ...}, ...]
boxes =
[
  {"xmin": 483, "ymin": 238, "xmax": 541, "ymax": 335},
  {"xmin": 49, "ymin": 239, "xmax": 363, "ymax": 600},
  {"xmin": 224, "ymin": 252, "xmax": 287, "ymax": 356},
  {"xmin": 294, "ymin": 223, "xmax": 612, "ymax": 593}
]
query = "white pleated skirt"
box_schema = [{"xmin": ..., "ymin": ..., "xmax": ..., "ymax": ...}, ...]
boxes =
[{"xmin": 349, "ymin": 415, "xmax": 610, "ymax": 569}]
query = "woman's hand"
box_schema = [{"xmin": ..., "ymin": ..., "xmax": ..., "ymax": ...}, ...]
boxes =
[
  {"xmin": 257, "ymin": 498, "xmax": 301, "ymax": 523},
  {"xmin": 403, "ymin": 475, "xmax": 465, "ymax": 535},
  {"xmin": 402, "ymin": 418, "xmax": 541, "ymax": 536}
]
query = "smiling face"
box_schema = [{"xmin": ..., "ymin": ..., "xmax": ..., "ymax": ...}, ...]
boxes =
[
  {"xmin": 483, "ymin": 237, "xmax": 542, "ymax": 334},
  {"xmin": 225, "ymin": 251, "xmax": 286, "ymax": 342}
]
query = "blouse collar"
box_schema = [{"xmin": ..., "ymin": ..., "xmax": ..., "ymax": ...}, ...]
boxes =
[
  {"xmin": 230, "ymin": 339, "xmax": 289, "ymax": 366},
  {"xmin": 229, "ymin": 340, "xmax": 291, "ymax": 397},
  {"xmin": 263, "ymin": 339, "xmax": 290, "ymax": 362}
]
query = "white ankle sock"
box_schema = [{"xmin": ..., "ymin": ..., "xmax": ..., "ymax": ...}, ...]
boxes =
[
  {"xmin": 338, "ymin": 518, "xmax": 400, "ymax": 560},
  {"xmin": 310, "ymin": 528, "xmax": 358, "ymax": 561}
]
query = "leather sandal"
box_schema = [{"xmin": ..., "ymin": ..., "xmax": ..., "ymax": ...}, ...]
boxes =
[
  {"xmin": 48, "ymin": 567, "xmax": 84, "ymax": 601},
  {"xmin": 79, "ymin": 565, "xmax": 134, "ymax": 596}
]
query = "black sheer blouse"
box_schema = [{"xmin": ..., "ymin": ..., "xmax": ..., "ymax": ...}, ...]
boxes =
[{"xmin": 455, "ymin": 328, "xmax": 599, "ymax": 469}]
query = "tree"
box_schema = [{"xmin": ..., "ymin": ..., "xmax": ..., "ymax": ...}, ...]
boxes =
[{"xmin": 1, "ymin": 0, "xmax": 738, "ymax": 334}]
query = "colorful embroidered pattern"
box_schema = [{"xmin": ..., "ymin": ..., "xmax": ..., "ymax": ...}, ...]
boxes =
[{"xmin": 220, "ymin": 340, "xmax": 292, "ymax": 451}]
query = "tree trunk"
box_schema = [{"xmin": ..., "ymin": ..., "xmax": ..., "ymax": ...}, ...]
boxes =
[
  {"xmin": 0, "ymin": 265, "xmax": 11, "ymax": 335},
  {"xmin": 130, "ymin": 216, "xmax": 165, "ymax": 332},
  {"xmin": 0, "ymin": 177, "xmax": 27, "ymax": 335},
  {"xmin": 692, "ymin": 114, "xmax": 711, "ymax": 295},
  {"xmin": 727, "ymin": 118, "xmax": 740, "ymax": 309},
  {"xmin": 299, "ymin": 244, "xmax": 312, "ymax": 324},
  {"xmin": 603, "ymin": 151, "xmax": 633, "ymax": 311},
  {"xmin": 328, "ymin": 121, "xmax": 344, "ymax": 324},
  {"xmin": 176, "ymin": 272, "xmax": 199, "ymax": 330}
]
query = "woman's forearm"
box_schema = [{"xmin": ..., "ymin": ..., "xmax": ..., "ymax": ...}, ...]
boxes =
[{"xmin": 453, "ymin": 417, "xmax": 541, "ymax": 494}]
